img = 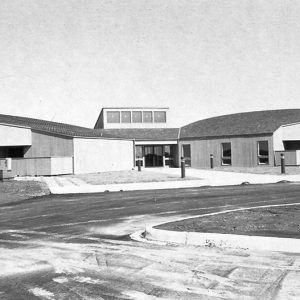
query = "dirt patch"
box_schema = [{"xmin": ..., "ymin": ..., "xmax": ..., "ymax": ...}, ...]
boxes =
[
  {"xmin": 156, "ymin": 204, "xmax": 300, "ymax": 239},
  {"xmin": 0, "ymin": 180, "xmax": 50, "ymax": 205},
  {"xmin": 66, "ymin": 170, "xmax": 197, "ymax": 185}
]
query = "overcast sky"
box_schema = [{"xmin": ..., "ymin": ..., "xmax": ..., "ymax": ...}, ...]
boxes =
[{"xmin": 0, "ymin": 0, "xmax": 300, "ymax": 128}]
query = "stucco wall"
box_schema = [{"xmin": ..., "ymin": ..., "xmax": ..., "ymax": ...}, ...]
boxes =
[
  {"xmin": 179, "ymin": 135, "xmax": 274, "ymax": 168},
  {"xmin": 0, "ymin": 124, "xmax": 31, "ymax": 146},
  {"xmin": 25, "ymin": 131, "xmax": 73, "ymax": 158},
  {"xmin": 73, "ymin": 138, "xmax": 134, "ymax": 174}
]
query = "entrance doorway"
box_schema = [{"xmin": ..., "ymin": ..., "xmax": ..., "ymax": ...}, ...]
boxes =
[{"xmin": 144, "ymin": 146, "xmax": 163, "ymax": 167}]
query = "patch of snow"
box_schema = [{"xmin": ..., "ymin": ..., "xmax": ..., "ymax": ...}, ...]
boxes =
[
  {"xmin": 28, "ymin": 287, "xmax": 55, "ymax": 299},
  {"xmin": 123, "ymin": 290, "xmax": 171, "ymax": 300},
  {"xmin": 52, "ymin": 277, "xmax": 68, "ymax": 284},
  {"xmin": 73, "ymin": 276, "xmax": 104, "ymax": 284}
]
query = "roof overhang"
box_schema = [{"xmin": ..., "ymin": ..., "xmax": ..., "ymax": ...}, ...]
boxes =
[
  {"xmin": 0, "ymin": 124, "xmax": 32, "ymax": 146},
  {"xmin": 135, "ymin": 140, "xmax": 178, "ymax": 145}
]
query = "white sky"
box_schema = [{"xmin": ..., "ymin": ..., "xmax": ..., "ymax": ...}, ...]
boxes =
[{"xmin": 0, "ymin": 0, "xmax": 300, "ymax": 128}]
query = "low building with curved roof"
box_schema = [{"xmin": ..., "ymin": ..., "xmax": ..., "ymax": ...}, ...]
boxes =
[
  {"xmin": 179, "ymin": 109, "xmax": 300, "ymax": 168},
  {"xmin": 1, "ymin": 108, "xmax": 300, "ymax": 178}
]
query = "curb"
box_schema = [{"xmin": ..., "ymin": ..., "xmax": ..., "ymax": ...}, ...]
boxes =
[
  {"xmin": 142, "ymin": 203, "xmax": 300, "ymax": 253},
  {"xmin": 144, "ymin": 226, "xmax": 300, "ymax": 253}
]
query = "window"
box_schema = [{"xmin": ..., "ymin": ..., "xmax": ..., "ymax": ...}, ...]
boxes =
[
  {"xmin": 221, "ymin": 143, "xmax": 232, "ymax": 165},
  {"xmin": 258, "ymin": 141, "xmax": 269, "ymax": 164},
  {"xmin": 143, "ymin": 111, "xmax": 153, "ymax": 123},
  {"xmin": 132, "ymin": 111, "xmax": 142, "ymax": 123},
  {"xmin": 107, "ymin": 111, "xmax": 120, "ymax": 123},
  {"xmin": 121, "ymin": 111, "xmax": 131, "ymax": 123},
  {"xmin": 154, "ymin": 111, "xmax": 166, "ymax": 123}
]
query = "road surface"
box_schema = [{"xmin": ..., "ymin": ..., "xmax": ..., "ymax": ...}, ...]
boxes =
[{"xmin": 0, "ymin": 183, "xmax": 299, "ymax": 299}]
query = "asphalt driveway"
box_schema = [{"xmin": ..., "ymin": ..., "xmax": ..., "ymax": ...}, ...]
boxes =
[{"xmin": 0, "ymin": 183, "xmax": 300, "ymax": 299}]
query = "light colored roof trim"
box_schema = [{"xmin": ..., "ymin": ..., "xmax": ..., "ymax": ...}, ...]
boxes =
[
  {"xmin": 73, "ymin": 136, "xmax": 134, "ymax": 141},
  {"xmin": 280, "ymin": 121, "xmax": 300, "ymax": 127},
  {"xmin": 101, "ymin": 107, "xmax": 169, "ymax": 110}
]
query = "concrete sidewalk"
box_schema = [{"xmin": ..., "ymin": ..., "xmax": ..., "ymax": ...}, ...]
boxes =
[{"xmin": 40, "ymin": 168, "xmax": 300, "ymax": 194}]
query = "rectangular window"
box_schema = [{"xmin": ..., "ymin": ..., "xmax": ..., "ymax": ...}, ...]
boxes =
[
  {"xmin": 221, "ymin": 142, "xmax": 232, "ymax": 165},
  {"xmin": 107, "ymin": 111, "xmax": 120, "ymax": 123},
  {"xmin": 154, "ymin": 111, "xmax": 166, "ymax": 123},
  {"xmin": 143, "ymin": 111, "xmax": 153, "ymax": 123},
  {"xmin": 121, "ymin": 111, "xmax": 131, "ymax": 123},
  {"xmin": 258, "ymin": 141, "xmax": 269, "ymax": 164},
  {"xmin": 132, "ymin": 111, "xmax": 142, "ymax": 123}
]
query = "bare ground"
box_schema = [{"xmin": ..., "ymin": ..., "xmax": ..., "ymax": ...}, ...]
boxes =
[
  {"xmin": 0, "ymin": 180, "xmax": 50, "ymax": 205},
  {"xmin": 156, "ymin": 204, "xmax": 300, "ymax": 239},
  {"xmin": 66, "ymin": 169, "xmax": 196, "ymax": 185}
]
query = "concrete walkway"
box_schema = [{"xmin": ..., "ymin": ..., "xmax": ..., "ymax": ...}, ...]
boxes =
[{"xmin": 41, "ymin": 168, "xmax": 300, "ymax": 194}]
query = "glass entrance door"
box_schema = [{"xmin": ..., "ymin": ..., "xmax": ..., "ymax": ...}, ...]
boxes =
[{"xmin": 144, "ymin": 146, "xmax": 163, "ymax": 167}]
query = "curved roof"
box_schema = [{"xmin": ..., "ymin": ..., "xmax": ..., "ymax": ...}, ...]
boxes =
[
  {"xmin": 180, "ymin": 109, "xmax": 300, "ymax": 139},
  {"xmin": 0, "ymin": 114, "xmax": 121, "ymax": 139}
]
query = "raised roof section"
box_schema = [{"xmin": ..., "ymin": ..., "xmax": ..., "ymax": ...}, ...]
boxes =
[{"xmin": 95, "ymin": 107, "xmax": 169, "ymax": 129}]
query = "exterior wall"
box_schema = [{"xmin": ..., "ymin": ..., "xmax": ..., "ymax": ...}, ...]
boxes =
[
  {"xmin": 179, "ymin": 135, "xmax": 274, "ymax": 168},
  {"xmin": 274, "ymin": 151, "xmax": 300, "ymax": 166},
  {"xmin": 170, "ymin": 144, "xmax": 179, "ymax": 167},
  {"xmin": 2, "ymin": 157, "xmax": 73, "ymax": 177},
  {"xmin": 273, "ymin": 123, "xmax": 300, "ymax": 151},
  {"xmin": 50, "ymin": 157, "xmax": 73, "ymax": 175},
  {"xmin": 281, "ymin": 123, "xmax": 300, "ymax": 140},
  {"xmin": 11, "ymin": 157, "xmax": 51, "ymax": 176},
  {"xmin": 273, "ymin": 127, "xmax": 284, "ymax": 151},
  {"xmin": 94, "ymin": 110, "xmax": 104, "ymax": 129},
  {"xmin": 73, "ymin": 138, "xmax": 134, "ymax": 174},
  {"xmin": 24, "ymin": 131, "xmax": 73, "ymax": 158},
  {"xmin": 0, "ymin": 124, "xmax": 31, "ymax": 146}
]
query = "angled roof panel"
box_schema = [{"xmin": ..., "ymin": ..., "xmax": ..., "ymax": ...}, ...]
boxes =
[{"xmin": 0, "ymin": 114, "xmax": 122, "ymax": 139}]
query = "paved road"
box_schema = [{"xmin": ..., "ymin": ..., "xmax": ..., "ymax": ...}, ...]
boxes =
[{"xmin": 0, "ymin": 183, "xmax": 300, "ymax": 299}]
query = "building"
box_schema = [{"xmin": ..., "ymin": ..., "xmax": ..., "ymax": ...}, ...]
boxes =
[
  {"xmin": 94, "ymin": 107, "xmax": 180, "ymax": 167},
  {"xmin": 0, "ymin": 114, "xmax": 134, "ymax": 178},
  {"xmin": 179, "ymin": 109, "xmax": 300, "ymax": 168}
]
